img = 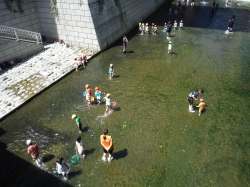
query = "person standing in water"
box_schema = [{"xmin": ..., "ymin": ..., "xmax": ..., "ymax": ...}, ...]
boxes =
[
  {"xmin": 109, "ymin": 64, "xmax": 115, "ymax": 79},
  {"xmin": 122, "ymin": 35, "xmax": 128, "ymax": 53},
  {"xmin": 100, "ymin": 129, "xmax": 114, "ymax": 162},
  {"xmin": 26, "ymin": 139, "xmax": 43, "ymax": 167},
  {"xmin": 168, "ymin": 41, "xmax": 172, "ymax": 54},
  {"xmin": 196, "ymin": 98, "xmax": 206, "ymax": 116},
  {"xmin": 187, "ymin": 89, "xmax": 204, "ymax": 112},
  {"xmin": 104, "ymin": 93, "xmax": 113, "ymax": 114},
  {"xmin": 72, "ymin": 114, "xmax": 83, "ymax": 133},
  {"xmin": 75, "ymin": 136, "xmax": 85, "ymax": 158},
  {"xmin": 56, "ymin": 157, "xmax": 69, "ymax": 181},
  {"xmin": 95, "ymin": 87, "xmax": 102, "ymax": 105}
]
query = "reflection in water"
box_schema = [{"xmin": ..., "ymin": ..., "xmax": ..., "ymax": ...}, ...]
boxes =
[{"xmin": 1, "ymin": 0, "xmax": 250, "ymax": 186}]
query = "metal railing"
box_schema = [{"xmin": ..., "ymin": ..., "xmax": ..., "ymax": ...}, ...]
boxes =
[{"xmin": 0, "ymin": 25, "xmax": 42, "ymax": 44}]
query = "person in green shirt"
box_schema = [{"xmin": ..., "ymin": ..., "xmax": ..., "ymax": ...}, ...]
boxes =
[{"xmin": 72, "ymin": 114, "xmax": 83, "ymax": 133}]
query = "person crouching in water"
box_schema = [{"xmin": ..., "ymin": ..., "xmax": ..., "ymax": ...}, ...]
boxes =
[
  {"xmin": 26, "ymin": 139, "xmax": 43, "ymax": 167},
  {"xmin": 109, "ymin": 64, "xmax": 114, "ymax": 79},
  {"xmin": 95, "ymin": 87, "xmax": 102, "ymax": 105},
  {"xmin": 196, "ymin": 98, "xmax": 205, "ymax": 116},
  {"xmin": 75, "ymin": 136, "xmax": 85, "ymax": 159},
  {"xmin": 56, "ymin": 157, "xmax": 69, "ymax": 181},
  {"xmin": 85, "ymin": 84, "xmax": 92, "ymax": 107},
  {"xmin": 104, "ymin": 93, "xmax": 113, "ymax": 114},
  {"xmin": 187, "ymin": 89, "xmax": 204, "ymax": 112},
  {"xmin": 100, "ymin": 129, "xmax": 114, "ymax": 162}
]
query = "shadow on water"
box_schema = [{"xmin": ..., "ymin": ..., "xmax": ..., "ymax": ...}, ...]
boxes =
[
  {"xmin": 113, "ymin": 149, "xmax": 128, "ymax": 160},
  {"xmin": 0, "ymin": 127, "xmax": 73, "ymax": 187},
  {"xmin": 43, "ymin": 154, "xmax": 55, "ymax": 163},
  {"xmin": 68, "ymin": 170, "xmax": 82, "ymax": 179},
  {"xmin": 85, "ymin": 148, "xmax": 95, "ymax": 156}
]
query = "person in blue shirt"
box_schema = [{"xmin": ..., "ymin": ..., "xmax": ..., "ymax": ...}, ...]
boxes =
[
  {"xmin": 109, "ymin": 64, "xmax": 114, "ymax": 79},
  {"xmin": 95, "ymin": 87, "xmax": 102, "ymax": 105}
]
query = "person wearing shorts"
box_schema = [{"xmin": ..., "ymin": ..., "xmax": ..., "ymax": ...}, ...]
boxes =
[
  {"xmin": 122, "ymin": 35, "xmax": 128, "ymax": 53},
  {"xmin": 100, "ymin": 129, "xmax": 114, "ymax": 162}
]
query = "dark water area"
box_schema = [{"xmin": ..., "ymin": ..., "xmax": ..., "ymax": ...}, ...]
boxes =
[{"xmin": 1, "ymin": 0, "xmax": 250, "ymax": 186}]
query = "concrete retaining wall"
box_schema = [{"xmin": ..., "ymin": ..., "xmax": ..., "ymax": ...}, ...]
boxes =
[
  {"xmin": 0, "ymin": 0, "xmax": 165, "ymax": 62},
  {"xmin": 0, "ymin": 0, "xmax": 44, "ymax": 62}
]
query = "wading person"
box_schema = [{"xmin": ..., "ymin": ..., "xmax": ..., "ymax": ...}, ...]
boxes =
[
  {"xmin": 72, "ymin": 114, "xmax": 83, "ymax": 133},
  {"xmin": 109, "ymin": 64, "xmax": 114, "ymax": 79},
  {"xmin": 166, "ymin": 21, "xmax": 172, "ymax": 39},
  {"xmin": 26, "ymin": 139, "xmax": 43, "ymax": 167},
  {"xmin": 56, "ymin": 157, "xmax": 69, "ymax": 181},
  {"xmin": 187, "ymin": 89, "xmax": 204, "ymax": 112},
  {"xmin": 100, "ymin": 129, "xmax": 114, "ymax": 162},
  {"xmin": 122, "ymin": 35, "xmax": 128, "ymax": 53},
  {"xmin": 75, "ymin": 136, "xmax": 85, "ymax": 158},
  {"xmin": 104, "ymin": 93, "xmax": 113, "ymax": 114},
  {"xmin": 168, "ymin": 41, "xmax": 172, "ymax": 54},
  {"xmin": 196, "ymin": 98, "xmax": 206, "ymax": 116},
  {"xmin": 95, "ymin": 87, "xmax": 102, "ymax": 105}
]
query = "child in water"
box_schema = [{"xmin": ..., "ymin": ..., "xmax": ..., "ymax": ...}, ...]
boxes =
[
  {"xmin": 95, "ymin": 87, "xmax": 102, "ymax": 105},
  {"xmin": 196, "ymin": 98, "xmax": 205, "ymax": 116},
  {"xmin": 55, "ymin": 157, "xmax": 69, "ymax": 181},
  {"xmin": 75, "ymin": 136, "xmax": 85, "ymax": 158},
  {"xmin": 73, "ymin": 58, "xmax": 78, "ymax": 72},
  {"xmin": 168, "ymin": 41, "xmax": 172, "ymax": 54},
  {"xmin": 100, "ymin": 129, "xmax": 114, "ymax": 162},
  {"xmin": 104, "ymin": 93, "xmax": 113, "ymax": 114},
  {"xmin": 109, "ymin": 64, "xmax": 114, "ymax": 79},
  {"xmin": 85, "ymin": 84, "xmax": 92, "ymax": 107}
]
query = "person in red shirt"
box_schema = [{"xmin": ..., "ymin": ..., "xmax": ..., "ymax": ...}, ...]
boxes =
[{"xmin": 27, "ymin": 139, "xmax": 42, "ymax": 167}]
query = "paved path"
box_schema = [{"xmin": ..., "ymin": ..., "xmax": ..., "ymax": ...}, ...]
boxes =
[{"xmin": 0, "ymin": 43, "xmax": 94, "ymax": 120}]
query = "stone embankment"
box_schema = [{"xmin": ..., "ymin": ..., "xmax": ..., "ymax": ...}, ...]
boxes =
[{"xmin": 0, "ymin": 43, "xmax": 94, "ymax": 120}]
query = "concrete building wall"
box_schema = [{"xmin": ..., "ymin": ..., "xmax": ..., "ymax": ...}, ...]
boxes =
[
  {"xmin": 35, "ymin": 0, "xmax": 165, "ymax": 51},
  {"xmin": 0, "ymin": 0, "xmax": 165, "ymax": 62},
  {"xmin": 0, "ymin": 0, "xmax": 44, "ymax": 62}
]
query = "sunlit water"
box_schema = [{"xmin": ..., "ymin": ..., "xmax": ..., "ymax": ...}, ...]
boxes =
[{"xmin": 1, "ymin": 0, "xmax": 250, "ymax": 186}]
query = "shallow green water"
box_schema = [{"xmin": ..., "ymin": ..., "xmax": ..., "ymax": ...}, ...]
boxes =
[{"xmin": 1, "ymin": 1, "xmax": 250, "ymax": 186}]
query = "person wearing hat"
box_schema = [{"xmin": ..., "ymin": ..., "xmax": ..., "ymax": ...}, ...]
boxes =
[
  {"xmin": 95, "ymin": 87, "xmax": 102, "ymax": 105},
  {"xmin": 109, "ymin": 64, "xmax": 114, "ymax": 79},
  {"xmin": 85, "ymin": 84, "xmax": 92, "ymax": 107},
  {"xmin": 72, "ymin": 114, "xmax": 83, "ymax": 133},
  {"xmin": 56, "ymin": 157, "xmax": 69, "ymax": 181},
  {"xmin": 196, "ymin": 98, "xmax": 205, "ymax": 116},
  {"xmin": 104, "ymin": 93, "xmax": 113, "ymax": 114},
  {"xmin": 26, "ymin": 139, "xmax": 42, "ymax": 167},
  {"xmin": 168, "ymin": 41, "xmax": 172, "ymax": 54}
]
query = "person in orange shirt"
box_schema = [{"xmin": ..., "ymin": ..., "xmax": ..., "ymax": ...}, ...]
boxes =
[
  {"xmin": 196, "ymin": 98, "xmax": 205, "ymax": 116},
  {"xmin": 100, "ymin": 129, "xmax": 114, "ymax": 162}
]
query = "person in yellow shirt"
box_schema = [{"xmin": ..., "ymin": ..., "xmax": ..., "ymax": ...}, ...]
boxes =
[
  {"xmin": 196, "ymin": 98, "xmax": 205, "ymax": 116},
  {"xmin": 100, "ymin": 129, "xmax": 114, "ymax": 162}
]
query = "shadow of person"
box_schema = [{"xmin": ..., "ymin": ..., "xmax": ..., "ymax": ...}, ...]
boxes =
[
  {"xmin": 85, "ymin": 148, "xmax": 95, "ymax": 156},
  {"xmin": 113, "ymin": 107, "xmax": 121, "ymax": 112},
  {"xmin": 113, "ymin": 75, "xmax": 120, "ymax": 78},
  {"xmin": 68, "ymin": 170, "xmax": 82, "ymax": 179},
  {"xmin": 170, "ymin": 52, "xmax": 178, "ymax": 55},
  {"xmin": 42, "ymin": 154, "xmax": 55, "ymax": 163},
  {"xmin": 82, "ymin": 126, "xmax": 89, "ymax": 132},
  {"xmin": 126, "ymin": 51, "xmax": 134, "ymax": 54},
  {"xmin": 112, "ymin": 149, "xmax": 128, "ymax": 160}
]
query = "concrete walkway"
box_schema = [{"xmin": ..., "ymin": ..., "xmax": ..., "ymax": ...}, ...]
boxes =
[{"xmin": 0, "ymin": 43, "xmax": 94, "ymax": 120}]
